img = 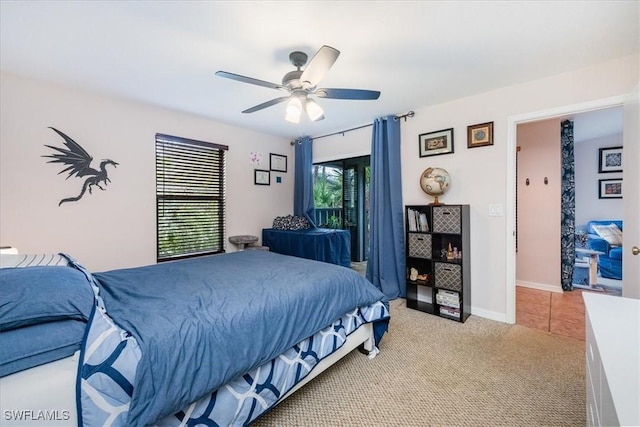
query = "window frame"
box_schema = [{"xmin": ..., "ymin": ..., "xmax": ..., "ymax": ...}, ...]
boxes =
[{"xmin": 155, "ymin": 133, "xmax": 228, "ymax": 262}]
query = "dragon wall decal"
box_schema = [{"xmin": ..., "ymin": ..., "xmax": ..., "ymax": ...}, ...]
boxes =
[{"xmin": 43, "ymin": 127, "xmax": 119, "ymax": 206}]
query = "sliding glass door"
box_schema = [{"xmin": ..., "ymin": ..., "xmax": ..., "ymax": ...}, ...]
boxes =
[{"xmin": 313, "ymin": 155, "xmax": 370, "ymax": 262}]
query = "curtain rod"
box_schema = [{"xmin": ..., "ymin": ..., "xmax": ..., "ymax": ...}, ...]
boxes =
[{"xmin": 290, "ymin": 110, "xmax": 415, "ymax": 145}]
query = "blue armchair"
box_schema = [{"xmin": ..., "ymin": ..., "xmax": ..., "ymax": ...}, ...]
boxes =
[{"xmin": 586, "ymin": 220, "xmax": 622, "ymax": 280}]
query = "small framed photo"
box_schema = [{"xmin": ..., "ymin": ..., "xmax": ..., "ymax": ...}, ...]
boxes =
[
  {"xmin": 254, "ymin": 169, "xmax": 270, "ymax": 185},
  {"xmin": 270, "ymin": 153, "xmax": 287, "ymax": 172},
  {"xmin": 419, "ymin": 128, "xmax": 454, "ymax": 157},
  {"xmin": 467, "ymin": 121, "xmax": 494, "ymax": 148},
  {"xmin": 598, "ymin": 146, "xmax": 622, "ymax": 173},
  {"xmin": 598, "ymin": 178, "xmax": 622, "ymax": 199}
]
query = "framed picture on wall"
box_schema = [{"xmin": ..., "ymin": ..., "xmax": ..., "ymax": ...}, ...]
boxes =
[
  {"xmin": 598, "ymin": 178, "xmax": 622, "ymax": 199},
  {"xmin": 419, "ymin": 128, "xmax": 454, "ymax": 157},
  {"xmin": 270, "ymin": 153, "xmax": 287, "ymax": 172},
  {"xmin": 254, "ymin": 169, "xmax": 270, "ymax": 185},
  {"xmin": 598, "ymin": 146, "xmax": 622, "ymax": 173},
  {"xmin": 467, "ymin": 121, "xmax": 494, "ymax": 148}
]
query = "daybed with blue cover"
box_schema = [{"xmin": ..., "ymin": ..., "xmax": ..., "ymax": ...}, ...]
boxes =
[
  {"xmin": 262, "ymin": 227, "xmax": 351, "ymax": 267},
  {"xmin": 0, "ymin": 251, "xmax": 389, "ymax": 426},
  {"xmin": 262, "ymin": 214, "xmax": 352, "ymax": 267}
]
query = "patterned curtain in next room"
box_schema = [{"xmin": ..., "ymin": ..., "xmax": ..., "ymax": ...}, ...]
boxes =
[{"xmin": 560, "ymin": 120, "xmax": 575, "ymax": 291}]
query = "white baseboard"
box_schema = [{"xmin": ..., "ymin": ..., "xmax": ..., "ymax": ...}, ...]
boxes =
[
  {"xmin": 470, "ymin": 306, "xmax": 508, "ymax": 323},
  {"xmin": 517, "ymin": 280, "xmax": 563, "ymax": 294}
]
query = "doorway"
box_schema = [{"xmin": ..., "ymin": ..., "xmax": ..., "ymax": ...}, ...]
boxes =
[
  {"xmin": 506, "ymin": 96, "xmax": 628, "ymax": 324},
  {"xmin": 313, "ymin": 155, "xmax": 370, "ymax": 262},
  {"xmin": 515, "ymin": 108, "xmax": 624, "ymax": 293}
]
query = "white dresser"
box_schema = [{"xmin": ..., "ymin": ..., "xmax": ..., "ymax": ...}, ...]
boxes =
[{"xmin": 583, "ymin": 293, "xmax": 640, "ymax": 426}]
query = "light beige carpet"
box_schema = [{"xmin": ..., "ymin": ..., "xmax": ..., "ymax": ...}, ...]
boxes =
[{"xmin": 254, "ymin": 298, "xmax": 586, "ymax": 426}]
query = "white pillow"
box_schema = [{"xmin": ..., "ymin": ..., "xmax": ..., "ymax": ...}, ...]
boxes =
[
  {"xmin": 0, "ymin": 253, "xmax": 69, "ymax": 268},
  {"xmin": 592, "ymin": 223, "xmax": 623, "ymax": 246}
]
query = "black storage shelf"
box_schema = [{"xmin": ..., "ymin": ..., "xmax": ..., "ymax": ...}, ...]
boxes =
[{"xmin": 405, "ymin": 204, "xmax": 471, "ymax": 323}]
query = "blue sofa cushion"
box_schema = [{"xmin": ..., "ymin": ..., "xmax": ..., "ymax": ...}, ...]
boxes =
[
  {"xmin": 587, "ymin": 238, "xmax": 609, "ymax": 254},
  {"xmin": 586, "ymin": 220, "xmax": 622, "ymax": 280},
  {"xmin": 609, "ymin": 247, "xmax": 623, "ymax": 260}
]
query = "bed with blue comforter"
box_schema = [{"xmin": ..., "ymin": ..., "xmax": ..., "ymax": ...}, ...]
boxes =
[{"xmin": 0, "ymin": 250, "xmax": 389, "ymax": 426}]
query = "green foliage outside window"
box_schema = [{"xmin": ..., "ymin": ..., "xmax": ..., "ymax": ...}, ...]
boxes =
[{"xmin": 313, "ymin": 165, "xmax": 342, "ymax": 208}]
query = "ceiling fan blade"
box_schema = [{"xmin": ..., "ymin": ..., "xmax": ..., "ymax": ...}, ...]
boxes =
[
  {"xmin": 242, "ymin": 96, "xmax": 291, "ymax": 114},
  {"xmin": 315, "ymin": 88, "xmax": 381, "ymax": 100},
  {"xmin": 215, "ymin": 71, "xmax": 286, "ymax": 91},
  {"xmin": 300, "ymin": 45, "xmax": 340, "ymax": 89}
]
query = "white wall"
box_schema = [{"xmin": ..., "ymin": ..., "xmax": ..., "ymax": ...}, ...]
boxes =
[
  {"xmin": 0, "ymin": 72, "xmax": 293, "ymax": 271},
  {"xmin": 575, "ymin": 134, "xmax": 624, "ymax": 227},
  {"xmin": 515, "ymin": 119, "xmax": 562, "ymax": 291},
  {"xmin": 313, "ymin": 125, "xmax": 372, "ymax": 163}
]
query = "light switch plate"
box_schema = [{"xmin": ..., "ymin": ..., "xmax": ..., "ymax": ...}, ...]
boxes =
[{"xmin": 488, "ymin": 203, "xmax": 504, "ymax": 217}]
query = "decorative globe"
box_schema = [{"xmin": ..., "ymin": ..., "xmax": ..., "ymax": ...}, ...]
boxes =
[{"xmin": 419, "ymin": 167, "xmax": 451, "ymax": 205}]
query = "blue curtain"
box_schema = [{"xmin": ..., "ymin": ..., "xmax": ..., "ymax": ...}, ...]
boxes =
[
  {"xmin": 560, "ymin": 120, "xmax": 575, "ymax": 291},
  {"xmin": 293, "ymin": 136, "xmax": 316, "ymax": 227},
  {"xmin": 366, "ymin": 116, "xmax": 405, "ymax": 299}
]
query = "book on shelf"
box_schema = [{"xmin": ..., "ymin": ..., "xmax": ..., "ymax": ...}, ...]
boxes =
[
  {"xmin": 437, "ymin": 302, "xmax": 460, "ymax": 310},
  {"xmin": 407, "ymin": 208, "xmax": 417, "ymax": 231},
  {"xmin": 436, "ymin": 295, "xmax": 460, "ymax": 305},
  {"xmin": 437, "ymin": 289, "xmax": 459, "ymax": 298},
  {"xmin": 436, "ymin": 292, "xmax": 458, "ymax": 299},
  {"xmin": 436, "ymin": 301, "xmax": 460, "ymax": 310},
  {"xmin": 436, "ymin": 296, "xmax": 460, "ymax": 308},
  {"xmin": 418, "ymin": 212, "xmax": 429, "ymax": 232},
  {"xmin": 440, "ymin": 306, "xmax": 461, "ymax": 318},
  {"xmin": 436, "ymin": 290, "xmax": 459, "ymax": 299},
  {"xmin": 407, "ymin": 208, "xmax": 429, "ymax": 232},
  {"xmin": 441, "ymin": 312, "xmax": 461, "ymax": 319}
]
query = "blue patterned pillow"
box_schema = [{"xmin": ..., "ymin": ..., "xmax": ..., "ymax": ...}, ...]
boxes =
[
  {"xmin": 0, "ymin": 266, "xmax": 95, "ymax": 331},
  {"xmin": 272, "ymin": 215, "xmax": 312, "ymax": 230}
]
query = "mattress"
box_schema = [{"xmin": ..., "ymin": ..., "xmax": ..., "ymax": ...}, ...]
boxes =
[{"xmin": 0, "ymin": 352, "xmax": 78, "ymax": 426}]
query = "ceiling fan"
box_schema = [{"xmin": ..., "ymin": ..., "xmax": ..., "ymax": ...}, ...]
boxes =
[{"xmin": 215, "ymin": 45, "xmax": 381, "ymax": 123}]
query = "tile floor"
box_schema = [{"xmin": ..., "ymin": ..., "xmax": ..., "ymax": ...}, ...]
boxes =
[
  {"xmin": 516, "ymin": 272, "xmax": 624, "ymax": 341},
  {"xmin": 516, "ymin": 286, "xmax": 591, "ymax": 341}
]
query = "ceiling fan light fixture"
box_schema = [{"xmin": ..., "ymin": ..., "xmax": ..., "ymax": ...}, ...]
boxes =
[
  {"xmin": 285, "ymin": 97, "xmax": 302, "ymax": 123},
  {"xmin": 305, "ymin": 98, "xmax": 325, "ymax": 121},
  {"xmin": 216, "ymin": 45, "xmax": 381, "ymax": 121}
]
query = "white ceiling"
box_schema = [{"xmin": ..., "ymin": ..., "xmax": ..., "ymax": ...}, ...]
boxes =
[{"xmin": 1, "ymin": 1, "xmax": 637, "ymax": 140}]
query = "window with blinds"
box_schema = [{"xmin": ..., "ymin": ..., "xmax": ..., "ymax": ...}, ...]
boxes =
[{"xmin": 155, "ymin": 133, "xmax": 228, "ymax": 262}]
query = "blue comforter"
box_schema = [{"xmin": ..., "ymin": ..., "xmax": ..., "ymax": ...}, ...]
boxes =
[{"xmin": 89, "ymin": 250, "xmax": 388, "ymax": 426}]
